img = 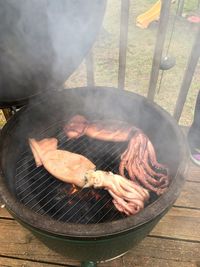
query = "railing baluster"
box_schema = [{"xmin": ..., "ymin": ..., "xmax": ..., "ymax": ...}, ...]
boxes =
[
  {"xmin": 86, "ymin": 49, "xmax": 95, "ymax": 87},
  {"xmin": 173, "ymin": 25, "xmax": 200, "ymax": 122},
  {"xmin": 118, "ymin": 0, "xmax": 130, "ymax": 90},
  {"xmin": 147, "ymin": 0, "xmax": 171, "ymax": 101},
  {"xmin": 177, "ymin": 0, "xmax": 185, "ymax": 17}
]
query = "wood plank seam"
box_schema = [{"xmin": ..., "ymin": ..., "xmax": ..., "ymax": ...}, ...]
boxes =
[
  {"xmin": 0, "ymin": 254, "xmax": 77, "ymax": 267},
  {"xmin": 148, "ymin": 234, "xmax": 200, "ymax": 244},
  {"xmin": 173, "ymin": 205, "xmax": 200, "ymax": 211}
]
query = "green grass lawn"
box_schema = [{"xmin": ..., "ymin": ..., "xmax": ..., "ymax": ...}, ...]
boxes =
[{"xmin": 1, "ymin": 0, "xmax": 200, "ymax": 128}]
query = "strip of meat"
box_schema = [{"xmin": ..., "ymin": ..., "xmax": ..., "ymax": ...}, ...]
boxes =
[
  {"xmin": 84, "ymin": 121, "xmax": 136, "ymax": 141},
  {"xmin": 64, "ymin": 115, "xmax": 138, "ymax": 142}
]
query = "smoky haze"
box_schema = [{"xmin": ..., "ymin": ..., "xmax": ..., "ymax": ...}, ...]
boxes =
[{"xmin": 0, "ymin": 0, "xmax": 106, "ymax": 104}]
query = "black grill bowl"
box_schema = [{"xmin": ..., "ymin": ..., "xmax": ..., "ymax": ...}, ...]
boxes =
[{"xmin": 0, "ymin": 87, "xmax": 188, "ymax": 263}]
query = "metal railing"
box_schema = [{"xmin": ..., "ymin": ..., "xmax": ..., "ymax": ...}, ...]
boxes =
[{"xmin": 85, "ymin": 0, "xmax": 200, "ymax": 123}]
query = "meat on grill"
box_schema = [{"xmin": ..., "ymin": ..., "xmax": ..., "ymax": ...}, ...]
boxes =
[
  {"xmin": 64, "ymin": 115, "xmax": 169, "ymax": 195},
  {"xmin": 84, "ymin": 170, "xmax": 149, "ymax": 215},
  {"xmin": 64, "ymin": 115, "xmax": 135, "ymax": 141},
  {"xmin": 29, "ymin": 138, "xmax": 96, "ymax": 187},
  {"xmin": 29, "ymin": 138, "xmax": 149, "ymax": 215}
]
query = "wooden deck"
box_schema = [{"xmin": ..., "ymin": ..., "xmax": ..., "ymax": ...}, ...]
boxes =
[{"xmin": 0, "ymin": 139, "xmax": 200, "ymax": 266}]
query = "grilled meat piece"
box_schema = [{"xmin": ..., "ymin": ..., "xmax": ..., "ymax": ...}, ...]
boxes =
[
  {"xmin": 64, "ymin": 115, "xmax": 136, "ymax": 141},
  {"xmin": 29, "ymin": 138, "xmax": 95, "ymax": 187},
  {"xmin": 64, "ymin": 115, "xmax": 169, "ymax": 195},
  {"xmin": 29, "ymin": 137, "xmax": 58, "ymax": 167},
  {"xmin": 84, "ymin": 170, "xmax": 149, "ymax": 215}
]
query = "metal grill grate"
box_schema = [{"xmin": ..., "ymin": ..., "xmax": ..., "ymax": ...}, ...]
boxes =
[{"xmin": 15, "ymin": 123, "xmax": 128, "ymax": 224}]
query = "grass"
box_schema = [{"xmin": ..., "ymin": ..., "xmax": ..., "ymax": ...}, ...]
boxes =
[{"xmin": 1, "ymin": 0, "xmax": 200, "ymax": 128}]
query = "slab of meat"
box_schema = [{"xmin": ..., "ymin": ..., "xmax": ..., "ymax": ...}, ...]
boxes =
[
  {"xmin": 29, "ymin": 138, "xmax": 96, "ymax": 187},
  {"xmin": 29, "ymin": 138, "xmax": 149, "ymax": 215},
  {"xmin": 64, "ymin": 115, "xmax": 170, "ymax": 195},
  {"xmin": 29, "ymin": 138, "xmax": 58, "ymax": 167},
  {"xmin": 64, "ymin": 115, "xmax": 136, "ymax": 141}
]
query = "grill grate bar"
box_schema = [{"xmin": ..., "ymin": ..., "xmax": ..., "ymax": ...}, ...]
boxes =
[
  {"xmin": 22, "ymin": 177, "xmax": 57, "ymax": 205},
  {"xmin": 16, "ymin": 160, "xmax": 38, "ymax": 181},
  {"xmin": 98, "ymin": 145, "xmax": 123, "ymax": 167},
  {"xmin": 63, "ymin": 135, "xmax": 106, "ymax": 153},
  {"xmin": 16, "ymin": 167, "xmax": 46, "ymax": 191},
  {"xmin": 34, "ymin": 183, "xmax": 68, "ymax": 214},
  {"xmin": 16, "ymin": 154, "xmax": 32, "ymax": 167},
  {"xmin": 39, "ymin": 186, "xmax": 88, "ymax": 216},
  {"xmin": 29, "ymin": 180, "xmax": 61, "ymax": 211},
  {"xmin": 96, "ymin": 205, "xmax": 121, "ymax": 223},
  {"xmin": 18, "ymin": 171, "xmax": 50, "ymax": 201},
  {"xmin": 57, "ymin": 191, "xmax": 101, "ymax": 222},
  {"xmin": 76, "ymin": 195, "xmax": 112, "ymax": 224},
  {"xmin": 84, "ymin": 141, "xmax": 122, "ymax": 170},
  {"xmin": 99, "ymin": 146, "xmax": 123, "ymax": 171}
]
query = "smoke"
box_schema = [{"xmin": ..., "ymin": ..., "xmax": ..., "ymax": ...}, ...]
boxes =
[
  {"xmin": 0, "ymin": 0, "xmax": 183, "ymax": 172},
  {"xmin": 0, "ymin": 0, "xmax": 106, "ymax": 103},
  {"xmin": 0, "ymin": 0, "xmax": 53, "ymax": 101}
]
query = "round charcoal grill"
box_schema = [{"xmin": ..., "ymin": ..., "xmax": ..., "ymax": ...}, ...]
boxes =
[{"xmin": 0, "ymin": 87, "xmax": 188, "ymax": 265}]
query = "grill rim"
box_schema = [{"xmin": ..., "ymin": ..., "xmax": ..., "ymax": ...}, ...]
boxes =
[{"xmin": 0, "ymin": 87, "xmax": 188, "ymax": 239}]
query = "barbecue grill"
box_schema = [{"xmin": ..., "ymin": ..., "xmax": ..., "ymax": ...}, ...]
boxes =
[
  {"xmin": 0, "ymin": 1, "xmax": 188, "ymax": 266},
  {"xmin": 0, "ymin": 87, "xmax": 188, "ymax": 266}
]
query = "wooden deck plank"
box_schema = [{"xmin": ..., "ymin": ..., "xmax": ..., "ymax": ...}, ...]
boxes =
[
  {"xmin": 0, "ymin": 219, "xmax": 76, "ymax": 265},
  {"xmin": 0, "ymin": 256, "xmax": 68, "ymax": 267},
  {"xmin": 0, "ymin": 218, "xmax": 200, "ymax": 266},
  {"xmin": 0, "ymin": 206, "xmax": 12, "ymax": 218},
  {"xmin": 186, "ymin": 161, "xmax": 200, "ymax": 182},
  {"xmin": 175, "ymin": 181, "xmax": 200, "ymax": 209},
  {"xmin": 1, "ymin": 255, "xmax": 197, "ymax": 267},
  {"xmin": 0, "ymin": 217, "xmax": 199, "ymax": 266},
  {"xmin": 151, "ymin": 207, "xmax": 200, "ymax": 241},
  {"xmin": 128, "ymin": 236, "xmax": 200, "ymax": 263},
  {"xmin": 122, "ymin": 256, "xmax": 198, "ymax": 267},
  {"xmin": 0, "ymin": 218, "xmax": 123, "ymax": 267}
]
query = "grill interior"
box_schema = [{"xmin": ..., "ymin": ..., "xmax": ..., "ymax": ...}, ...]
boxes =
[{"xmin": 15, "ymin": 121, "xmax": 133, "ymax": 224}]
